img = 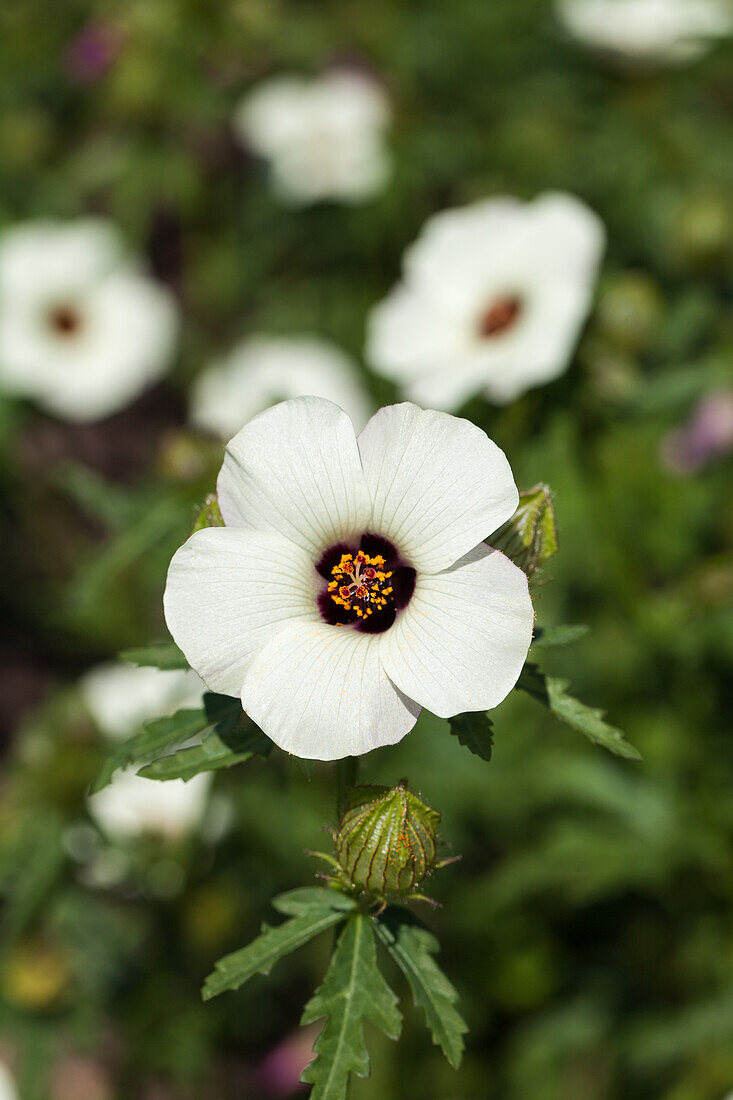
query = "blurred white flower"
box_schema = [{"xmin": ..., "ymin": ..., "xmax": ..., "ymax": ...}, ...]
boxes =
[
  {"xmin": 366, "ymin": 192, "xmax": 605, "ymax": 410},
  {"xmin": 190, "ymin": 335, "xmax": 374, "ymax": 439},
  {"xmin": 87, "ymin": 767, "xmax": 212, "ymax": 842},
  {"xmin": 80, "ymin": 662, "xmax": 205, "ymax": 741},
  {"xmin": 234, "ymin": 70, "xmax": 391, "ymax": 205},
  {"xmin": 0, "ymin": 218, "xmax": 179, "ymax": 421},
  {"xmin": 0, "ymin": 1063, "xmax": 18, "ymax": 1100},
  {"xmin": 164, "ymin": 397, "xmax": 533, "ymax": 760},
  {"xmin": 556, "ymin": 0, "xmax": 732, "ymax": 63}
]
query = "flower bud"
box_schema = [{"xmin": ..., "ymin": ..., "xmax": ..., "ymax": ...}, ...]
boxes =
[
  {"xmin": 191, "ymin": 492, "xmax": 225, "ymax": 534},
  {"xmin": 491, "ymin": 484, "xmax": 557, "ymax": 577},
  {"xmin": 333, "ymin": 783, "xmax": 441, "ymax": 899}
]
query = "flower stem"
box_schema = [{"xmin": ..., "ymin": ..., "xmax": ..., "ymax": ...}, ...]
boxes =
[{"xmin": 336, "ymin": 757, "xmax": 358, "ymax": 820}]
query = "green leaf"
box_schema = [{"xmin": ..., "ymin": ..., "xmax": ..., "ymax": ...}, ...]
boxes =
[
  {"xmin": 90, "ymin": 707, "xmax": 209, "ymax": 793},
  {"xmin": 491, "ymin": 484, "xmax": 557, "ymax": 576},
  {"xmin": 0, "ymin": 812, "xmax": 66, "ymax": 937},
  {"xmin": 138, "ymin": 694, "xmax": 272, "ymax": 781},
  {"xmin": 202, "ymin": 903, "xmax": 349, "ymax": 1001},
  {"xmin": 301, "ymin": 912, "xmax": 402, "ymax": 1099},
  {"xmin": 272, "ymin": 887, "xmax": 358, "ymax": 918},
  {"xmin": 448, "ymin": 711, "xmax": 494, "ymax": 761},
  {"xmin": 374, "ymin": 908, "xmax": 467, "ymax": 1069},
  {"xmin": 120, "ymin": 641, "xmax": 189, "ymax": 671},
  {"xmin": 517, "ymin": 664, "xmax": 641, "ymax": 761},
  {"xmin": 531, "ymin": 624, "xmax": 590, "ymax": 649},
  {"xmin": 138, "ymin": 722, "xmax": 270, "ymax": 780}
]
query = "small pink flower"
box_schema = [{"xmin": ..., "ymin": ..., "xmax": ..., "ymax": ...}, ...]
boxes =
[
  {"xmin": 661, "ymin": 390, "xmax": 733, "ymax": 474},
  {"xmin": 64, "ymin": 21, "xmax": 125, "ymax": 84},
  {"xmin": 256, "ymin": 1026, "xmax": 318, "ymax": 1096}
]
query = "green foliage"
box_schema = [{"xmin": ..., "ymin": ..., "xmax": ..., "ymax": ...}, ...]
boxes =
[
  {"xmin": 120, "ymin": 641, "xmax": 189, "ymax": 671},
  {"xmin": 202, "ymin": 890, "xmax": 354, "ymax": 1001},
  {"xmin": 90, "ymin": 707, "xmax": 210, "ymax": 793},
  {"xmin": 448, "ymin": 711, "xmax": 494, "ymax": 761},
  {"xmin": 138, "ymin": 694, "xmax": 272, "ymax": 781},
  {"xmin": 0, "ymin": 812, "xmax": 66, "ymax": 937},
  {"xmin": 531, "ymin": 624, "xmax": 590, "ymax": 649},
  {"xmin": 517, "ymin": 664, "xmax": 641, "ymax": 761},
  {"xmin": 301, "ymin": 912, "xmax": 402, "ymax": 1100},
  {"xmin": 374, "ymin": 907, "xmax": 468, "ymax": 1069}
]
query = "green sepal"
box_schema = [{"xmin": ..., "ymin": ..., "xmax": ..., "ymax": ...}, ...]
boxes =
[
  {"xmin": 448, "ymin": 711, "xmax": 494, "ymax": 761},
  {"xmin": 301, "ymin": 912, "xmax": 402, "ymax": 1100},
  {"xmin": 119, "ymin": 640, "xmax": 189, "ymax": 671},
  {"xmin": 374, "ymin": 907, "xmax": 467, "ymax": 1069},
  {"xmin": 491, "ymin": 484, "xmax": 558, "ymax": 576},
  {"xmin": 202, "ymin": 889, "xmax": 353, "ymax": 1001},
  {"xmin": 517, "ymin": 664, "xmax": 641, "ymax": 760}
]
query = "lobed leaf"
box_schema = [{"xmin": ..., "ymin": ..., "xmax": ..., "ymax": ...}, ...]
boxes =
[
  {"xmin": 202, "ymin": 904, "xmax": 349, "ymax": 1001},
  {"xmin": 374, "ymin": 907, "xmax": 467, "ymax": 1069},
  {"xmin": 448, "ymin": 711, "xmax": 494, "ymax": 761},
  {"xmin": 120, "ymin": 640, "xmax": 189, "ymax": 671},
  {"xmin": 531, "ymin": 624, "xmax": 590, "ymax": 649},
  {"xmin": 138, "ymin": 695, "xmax": 272, "ymax": 781},
  {"xmin": 517, "ymin": 664, "xmax": 641, "ymax": 761},
  {"xmin": 301, "ymin": 912, "xmax": 402, "ymax": 1100},
  {"xmin": 90, "ymin": 707, "xmax": 209, "ymax": 793},
  {"xmin": 272, "ymin": 888, "xmax": 357, "ymax": 918}
]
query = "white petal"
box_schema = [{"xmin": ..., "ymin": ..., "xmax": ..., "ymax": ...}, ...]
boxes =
[
  {"xmin": 81, "ymin": 663, "xmax": 205, "ymax": 741},
  {"xmin": 241, "ymin": 620, "xmax": 420, "ymax": 759},
  {"xmin": 164, "ymin": 527, "xmax": 319, "ymax": 697},
  {"xmin": 380, "ymin": 544, "xmax": 534, "ymax": 718},
  {"xmin": 190, "ymin": 335, "xmax": 373, "ymax": 440},
  {"xmin": 88, "ymin": 768, "xmax": 212, "ymax": 841},
  {"xmin": 357, "ymin": 403, "xmax": 519, "ymax": 572},
  {"xmin": 217, "ymin": 396, "xmax": 372, "ymax": 554}
]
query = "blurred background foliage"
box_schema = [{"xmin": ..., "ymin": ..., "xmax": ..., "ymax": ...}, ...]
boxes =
[{"xmin": 1, "ymin": 0, "xmax": 732, "ymax": 1097}]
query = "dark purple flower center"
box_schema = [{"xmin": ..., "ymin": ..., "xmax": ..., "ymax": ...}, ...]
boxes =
[
  {"xmin": 315, "ymin": 532, "xmax": 416, "ymax": 635},
  {"xmin": 47, "ymin": 303, "xmax": 83, "ymax": 338},
  {"xmin": 478, "ymin": 294, "xmax": 523, "ymax": 339}
]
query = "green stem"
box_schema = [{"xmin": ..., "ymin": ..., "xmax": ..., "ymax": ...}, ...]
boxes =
[{"xmin": 336, "ymin": 757, "xmax": 358, "ymax": 820}]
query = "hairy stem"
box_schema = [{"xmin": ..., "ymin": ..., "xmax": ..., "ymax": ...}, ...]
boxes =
[{"xmin": 336, "ymin": 757, "xmax": 358, "ymax": 820}]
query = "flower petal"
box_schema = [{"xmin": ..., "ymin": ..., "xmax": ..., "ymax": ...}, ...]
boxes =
[
  {"xmin": 357, "ymin": 403, "xmax": 519, "ymax": 572},
  {"xmin": 217, "ymin": 396, "xmax": 372, "ymax": 556},
  {"xmin": 380, "ymin": 544, "xmax": 534, "ymax": 718},
  {"xmin": 164, "ymin": 527, "xmax": 319, "ymax": 697},
  {"xmin": 241, "ymin": 621, "xmax": 421, "ymax": 759}
]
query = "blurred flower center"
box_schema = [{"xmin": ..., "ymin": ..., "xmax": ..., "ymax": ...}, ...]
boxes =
[
  {"xmin": 478, "ymin": 294, "xmax": 523, "ymax": 338},
  {"xmin": 316, "ymin": 533, "xmax": 416, "ymax": 634},
  {"xmin": 47, "ymin": 303, "xmax": 84, "ymax": 338}
]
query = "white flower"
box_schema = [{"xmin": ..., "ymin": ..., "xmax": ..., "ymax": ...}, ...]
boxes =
[
  {"xmin": 190, "ymin": 335, "xmax": 373, "ymax": 439},
  {"xmin": 234, "ymin": 69, "xmax": 391, "ymax": 205},
  {"xmin": 556, "ymin": 0, "xmax": 732, "ymax": 63},
  {"xmin": 81, "ymin": 662, "xmax": 205, "ymax": 741},
  {"xmin": 164, "ymin": 397, "xmax": 534, "ymax": 761},
  {"xmin": 88, "ymin": 768, "xmax": 212, "ymax": 842},
  {"xmin": 0, "ymin": 1063, "xmax": 18, "ymax": 1100},
  {"xmin": 0, "ymin": 218, "xmax": 179, "ymax": 421},
  {"xmin": 366, "ymin": 193, "xmax": 605, "ymax": 410}
]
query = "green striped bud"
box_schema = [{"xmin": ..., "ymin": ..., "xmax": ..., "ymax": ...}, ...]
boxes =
[
  {"xmin": 491, "ymin": 484, "xmax": 557, "ymax": 577},
  {"xmin": 333, "ymin": 783, "xmax": 441, "ymax": 899}
]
